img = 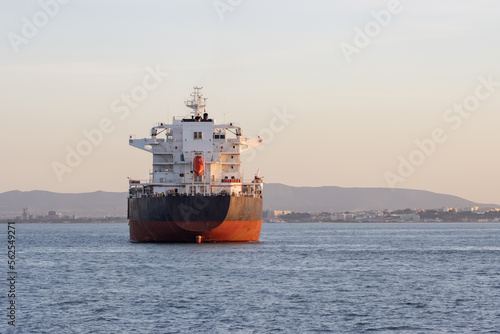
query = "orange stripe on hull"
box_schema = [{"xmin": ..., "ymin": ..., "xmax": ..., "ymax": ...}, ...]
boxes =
[{"xmin": 129, "ymin": 219, "xmax": 262, "ymax": 243}]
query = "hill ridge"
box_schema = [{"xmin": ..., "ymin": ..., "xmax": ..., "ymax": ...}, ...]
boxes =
[{"xmin": 0, "ymin": 184, "xmax": 496, "ymax": 218}]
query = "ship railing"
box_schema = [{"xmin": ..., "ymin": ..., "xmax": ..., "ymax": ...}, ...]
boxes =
[
  {"xmin": 130, "ymin": 180, "xmax": 261, "ymax": 187},
  {"xmin": 129, "ymin": 192, "xmax": 262, "ymax": 198},
  {"xmin": 129, "ymin": 179, "xmax": 151, "ymax": 185},
  {"xmin": 128, "ymin": 179, "xmax": 263, "ymax": 199},
  {"xmin": 129, "ymin": 191, "xmax": 262, "ymax": 199},
  {"xmin": 221, "ymin": 178, "xmax": 242, "ymax": 183}
]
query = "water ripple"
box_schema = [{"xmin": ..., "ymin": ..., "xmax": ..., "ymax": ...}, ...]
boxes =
[{"xmin": 9, "ymin": 222, "xmax": 500, "ymax": 333}]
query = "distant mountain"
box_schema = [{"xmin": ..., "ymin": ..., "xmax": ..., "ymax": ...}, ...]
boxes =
[
  {"xmin": 263, "ymin": 183, "xmax": 498, "ymax": 212},
  {"xmin": 0, "ymin": 190, "xmax": 127, "ymax": 218},
  {"xmin": 0, "ymin": 185, "xmax": 497, "ymax": 218}
]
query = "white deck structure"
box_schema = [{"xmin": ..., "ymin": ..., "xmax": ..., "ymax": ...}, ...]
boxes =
[{"xmin": 129, "ymin": 87, "xmax": 263, "ymax": 197}]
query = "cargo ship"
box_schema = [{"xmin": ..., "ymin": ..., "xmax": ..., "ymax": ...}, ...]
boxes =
[{"xmin": 127, "ymin": 87, "xmax": 264, "ymax": 242}]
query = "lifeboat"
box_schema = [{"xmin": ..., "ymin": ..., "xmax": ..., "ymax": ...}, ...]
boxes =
[{"xmin": 193, "ymin": 156, "xmax": 204, "ymax": 176}]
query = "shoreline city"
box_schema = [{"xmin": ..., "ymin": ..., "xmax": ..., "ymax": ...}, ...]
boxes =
[{"xmin": 2, "ymin": 206, "xmax": 500, "ymax": 224}]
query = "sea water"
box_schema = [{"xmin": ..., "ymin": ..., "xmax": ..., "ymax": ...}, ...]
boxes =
[{"xmin": 4, "ymin": 222, "xmax": 500, "ymax": 333}]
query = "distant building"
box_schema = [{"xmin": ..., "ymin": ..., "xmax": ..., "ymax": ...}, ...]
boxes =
[
  {"xmin": 401, "ymin": 214, "xmax": 420, "ymax": 221},
  {"xmin": 272, "ymin": 210, "xmax": 292, "ymax": 217},
  {"xmin": 345, "ymin": 213, "xmax": 355, "ymax": 220},
  {"xmin": 48, "ymin": 211, "xmax": 61, "ymax": 218},
  {"xmin": 272, "ymin": 210, "xmax": 283, "ymax": 217},
  {"xmin": 331, "ymin": 213, "xmax": 346, "ymax": 221},
  {"xmin": 459, "ymin": 206, "xmax": 479, "ymax": 212}
]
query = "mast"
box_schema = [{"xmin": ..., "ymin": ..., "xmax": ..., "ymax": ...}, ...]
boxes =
[{"xmin": 184, "ymin": 86, "xmax": 207, "ymax": 117}]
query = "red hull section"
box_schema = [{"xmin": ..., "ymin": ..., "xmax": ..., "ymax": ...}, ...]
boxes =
[{"xmin": 129, "ymin": 219, "xmax": 262, "ymax": 243}]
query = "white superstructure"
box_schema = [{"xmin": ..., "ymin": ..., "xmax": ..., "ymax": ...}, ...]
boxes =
[{"xmin": 129, "ymin": 87, "xmax": 263, "ymax": 197}]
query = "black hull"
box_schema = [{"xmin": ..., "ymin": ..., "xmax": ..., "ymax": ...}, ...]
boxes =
[{"xmin": 128, "ymin": 195, "xmax": 263, "ymax": 242}]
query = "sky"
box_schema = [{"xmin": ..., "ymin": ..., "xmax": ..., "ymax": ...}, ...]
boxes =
[{"xmin": 1, "ymin": 0, "xmax": 499, "ymax": 205}]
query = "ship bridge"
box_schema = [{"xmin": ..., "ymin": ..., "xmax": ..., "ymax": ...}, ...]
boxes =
[{"xmin": 128, "ymin": 87, "xmax": 263, "ymax": 198}]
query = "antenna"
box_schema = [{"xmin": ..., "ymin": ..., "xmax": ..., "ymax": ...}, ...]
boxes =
[
  {"xmin": 184, "ymin": 86, "xmax": 207, "ymax": 116},
  {"xmin": 21, "ymin": 208, "xmax": 30, "ymax": 220}
]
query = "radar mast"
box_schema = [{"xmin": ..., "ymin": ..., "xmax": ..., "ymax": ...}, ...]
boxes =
[{"xmin": 184, "ymin": 86, "xmax": 207, "ymax": 116}]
